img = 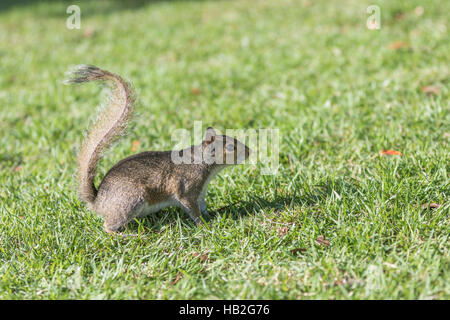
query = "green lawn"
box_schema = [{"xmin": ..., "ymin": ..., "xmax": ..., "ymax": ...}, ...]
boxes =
[{"xmin": 0, "ymin": 0, "xmax": 449, "ymax": 299}]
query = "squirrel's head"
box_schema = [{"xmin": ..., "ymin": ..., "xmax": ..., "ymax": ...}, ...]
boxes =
[{"xmin": 202, "ymin": 127, "xmax": 250, "ymax": 165}]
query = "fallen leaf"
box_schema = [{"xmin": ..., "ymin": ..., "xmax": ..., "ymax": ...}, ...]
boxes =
[
  {"xmin": 83, "ymin": 27, "xmax": 95, "ymax": 37},
  {"xmin": 388, "ymin": 41, "xmax": 408, "ymax": 50},
  {"xmin": 414, "ymin": 6, "xmax": 424, "ymax": 16},
  {"xmin": 18, "ymin": 216, "xmax": 24, "ymax": 219},
  {"xmin": 277, "ymin": 226, "xmax": 289, "ymax": 236},
  {"xmin": 315, "ymin": 235, "xmax": 330, "ymax": 247},
  {"xmin": 131, "ymin": 140, "xmax": 140, "ymax": 152},
  {"xmin": 334, "ymin": 279, "xmax": 345, "ymax": 286},
  {"xmin": 381, "ymin": 149, "xmax": 402, "ymax": 156},
  {"xmin": 171, "ymin": 272, "xmax": 183, "ymax": 286},
  {"xmin": 421, "ymin": 203, "xmax": 441, "ymax": 210},
  {"xmin": 395, "ymin": 13, "xmax": 405, "ymax": 21},
  {"xmin": 290, "ymin": 248, "xmax": 307, "ymax": 255},
  {"xmin": 193, "ymin": 252, "xmax": 208, "ymax": 262},
  {"xmin": 421, "ymin": 86, "xmax": 439, "ymax": 95},
  {"xmin": 190, "ymin": 87, "xmax": 201, "ymax": 95}
]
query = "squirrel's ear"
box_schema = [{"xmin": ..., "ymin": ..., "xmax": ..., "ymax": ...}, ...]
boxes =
[{"xmin": 205, "ymin": 127, "xmax": 216, "ymax": 144}]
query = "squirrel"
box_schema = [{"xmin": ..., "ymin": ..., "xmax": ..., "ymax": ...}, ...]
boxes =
[{"xmin": 65, "ymin": 65, "xmax": 250, "ymax": 233}]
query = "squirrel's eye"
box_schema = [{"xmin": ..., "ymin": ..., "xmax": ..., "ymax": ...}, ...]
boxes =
[{"xmin": 225, "ymin": 144, "xmax": 234, "ymax": 152}]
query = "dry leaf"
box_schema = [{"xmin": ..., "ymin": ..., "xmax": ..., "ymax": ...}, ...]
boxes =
[
  {"xmin": 18, "ymin": 216, "xmax": 24, "ymax": 219},
  {"xmin": 414, "ymin": 6, "xmax": 424, "ymax": 16},
  {"xmin": 171, "ymin": 272, "xmax": 183, "ymax": 286},
  {"xmin": 190, "ymin": 88, "xmax": 201, "ymax": 95},
  {"xmin": 421, "ymin": 203, "xmax": 441, "ymax": 210},
  {"xmin": 388, "ymin": 41, "xmax": 408, "ymax": 50},
  {"xmin": 277, "ymin": 226, "xmax": 289, "ymax": 237},
  {"xmin": 290, "ymin": 248, "xmax": 307, "ymax": 255},
  {"xmin": 315, "ymin": 235, "xmax": 330, "ymax": 247},
  {"xmin": 193, "ymin": 252, "xmax": 208, "ymax": 262},
  {"xmin": 83, "ymin": 27, "xmax": 95, "ymax": 37},
  {"xmin": 334, "ymin": 279, "xmax": 345, "ymax": 286},
  {"xmin": 395, "ymin": 13, "xmax": 405, "ymax": 21},
  {"xmin": 131, "ymin": 140, "xmax": 140, "ymax": 152},
  {"xmin": 381, "ymin": 149, "xmax": 402, "ymax": 156},
  {"xmin": 422, "ymin": 86, "xmax": 439, "ymax": 95}
]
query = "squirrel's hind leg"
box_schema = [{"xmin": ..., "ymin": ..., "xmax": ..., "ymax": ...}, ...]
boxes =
[
  {"xmin": 103, "ymin": 222, "xmax": 137, "ymax": 238},
  {"xmin": 96, "ymin": 197, "xmax": 144, "ymax": 234}
]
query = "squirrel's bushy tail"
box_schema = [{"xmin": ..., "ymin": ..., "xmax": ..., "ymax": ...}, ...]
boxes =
[{"xmin": 65, "ymin": 65, "xmax": 135, "ymax": 207}]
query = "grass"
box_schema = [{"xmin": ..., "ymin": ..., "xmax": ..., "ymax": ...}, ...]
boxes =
[{"xmin": 0, "ymin": 0, "xmax": 449, "ymax": 299}]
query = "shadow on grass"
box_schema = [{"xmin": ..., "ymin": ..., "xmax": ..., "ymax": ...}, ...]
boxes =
[
  {"xmin": 211, "ymin": 192, "xmax": 325, "ymax": 220},
  {"xmin": 209, "ymin": 177, "xmax": 362, "ymax": 221}
]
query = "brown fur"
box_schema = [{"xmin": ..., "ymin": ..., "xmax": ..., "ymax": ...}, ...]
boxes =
[{"xmin": 66, "ymin": 65, "xmax": 250, "ymax": 233}]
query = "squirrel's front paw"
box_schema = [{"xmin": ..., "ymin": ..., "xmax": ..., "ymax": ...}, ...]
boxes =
[{"xmin": 201, "ymin": 212, "xmax": 212, "ymax": 222}]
